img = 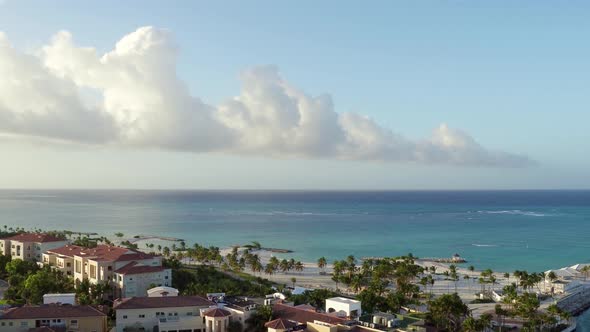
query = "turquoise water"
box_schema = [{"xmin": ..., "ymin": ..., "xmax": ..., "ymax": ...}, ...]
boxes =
[{"xmin": 1, "ymin": 190, "xmax": 588, "ymax": 273}]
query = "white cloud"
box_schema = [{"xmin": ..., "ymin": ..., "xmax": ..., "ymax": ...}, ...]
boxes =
[{"xmin": 0, "ymin": 27, "xmax": 533, "ymax": 167}]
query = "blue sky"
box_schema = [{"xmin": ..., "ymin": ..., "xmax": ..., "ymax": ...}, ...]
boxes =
[{"xmin": 0, "ymin": 1, "xmax": 588, "ymax": 189}]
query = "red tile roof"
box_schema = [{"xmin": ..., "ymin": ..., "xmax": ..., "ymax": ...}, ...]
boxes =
[
  {"xmin": 0, "ymin": 305, "xmax": 106, "ymax": 319},
  {"xmin": 265, "ymin": 318, "xmax": 298, "ymax": 329},
  {"xmin": 114, "ymin": 261, "xmax": 167, "ymax": 275},
  {"xmin": 272, "ymin": 303, "xmax": 346, "ymax": 325},
  {"xmin": 294, "ymin": 304, "xmax": 317, "ymax": 312},
  {"xmin": 6, "ymin": 233, "xmax": 66, "ymax": 243},
  {"xmin": 114, "ymin": 296, "xmax": 214, "ymax": 310},
  {"xmin": 204, "ymin": 308, "xmax": 232, "ymax": 317},
  {"xmin": 74, "ymin": 245, "xmax": 156, "ymax": 262},
  {"xmin": 27, "ymin": 327, "xmax": 66, "ymax": 332},
  {"xmin": 45, "ymin": 245, "xmax": 86, "ymax": 257}
]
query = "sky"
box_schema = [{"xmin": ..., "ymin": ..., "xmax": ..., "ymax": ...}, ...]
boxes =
[{"xmin": 0, "ymin": 1, "xmax": 588, "ymax": 189}]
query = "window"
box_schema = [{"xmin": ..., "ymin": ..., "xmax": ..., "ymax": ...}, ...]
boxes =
[
  {"xmin": 70, "ymin": 319, "xmax": 78, "ymax": 326},
  {"xmin": 187, "ymin": 312, "xmax": 193, "ymax": 316},
  {"xmin": 139, "ymin": 314, "xmax": 145, "ymax": 318},
  {"xmin": 165, "ymin": 276, "xmax": 169, "ymax": 279},
  {"xmin": 108, "ymin": 266, "xmax": 112, "ymax": 271},
  {"xmin": 67, "ymin": 262, "xmax": 71, "ymax": 267},
  {"xmin": 89, "ymin": 265, "xmax": 97, "ymax": 279},
  {"xmin": 123, "ymin": 315, "xmax": 128, "ymax": 319}
]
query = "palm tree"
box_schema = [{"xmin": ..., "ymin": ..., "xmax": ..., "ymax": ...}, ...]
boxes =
[
  {"xmin": 114, "ymin": 232, "xmax": 124, "ymax": 239},
  {"xmin": 163, "ymin": 246, "xmax": 170, "ymax": 257},
  {"xmin": 295, "ymin": 261, "xmax": 304, "ymax": 274},
  {"xmin": 449, "ymin": 265, "xmax": 459, "ymax": 293},
  {"xmin": 547, "ymin": 271, "xmax": 558, "ymax": 296},
  {"xmin": 252, "ymin": 260, "xmax": 263, "ymax": 275},
  {"xmin": 504, "ymin": 272, "xmax": 510, "ymax": 282},
  {"xmin": 346, "ymin": 255, "xmax": 356, "ymax": 278},
  {"xmin": 350, "ymin": 274, "xmax": 363, "ymax": 293},
  {"xmin": 290, "ymin": 277, "xmax": 296, "ymax": 288},
  {"xmin": 280, "ymin": 259, "xmax": 290, "ymax": 273},
  {"xmin": 464, "ymin": 274, "xmax": 471, "ymax": 292},
  {"xmin": 157, "ymin": 245, "xmax": 162, "ymax": 254},
  {"xmin": 251, "ymin": 241, "xmax": 262, "ymax": 250},
  {"xmin": 264, "ymin": 264, "xmax": 275, "ymax": 276},
  {"xmin": 317, "ymin": 257, "xmax": 327, "ymax": 274}
]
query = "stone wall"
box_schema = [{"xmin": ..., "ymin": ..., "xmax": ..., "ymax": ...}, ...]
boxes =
[{"xmin": 557, "ymin": 286, "xmax": 590, "ymax": 315}]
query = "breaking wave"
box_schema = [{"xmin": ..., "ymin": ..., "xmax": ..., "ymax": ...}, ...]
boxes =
[{"xmin": 477, "ymin": 210, "xmax": 548, "ymax": 217}]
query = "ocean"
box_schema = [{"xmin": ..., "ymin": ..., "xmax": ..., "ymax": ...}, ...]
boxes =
[
  {"xmin": 2, "ymin": 189, "xmax": 590, "ymax": 329},
  {"xmin": 1, "ymin": 189, "xmax": 588, "ymax": 272}
]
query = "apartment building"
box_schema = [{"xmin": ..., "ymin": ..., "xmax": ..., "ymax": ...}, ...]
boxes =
[
  {"xmin": 113, "ymin": 261, "xmax": 172, "ymax": 298},
  {"xmin": 0, "ymin": 233, "xmax": 69, "ymax": 262},
  {"xmin": 0, "ymin": 304, "xmax": 107, "ymax": 332},
  {"xmin": 42, "ymin": 244, "xmax": 170, "ymax": 298},
  {"xmin": 42, "ymin": 244, "xmax": 85, "ymax": 276},
  {"xmin": 114, "ymin": 295, "xmax": 215, "ymax": 332}
]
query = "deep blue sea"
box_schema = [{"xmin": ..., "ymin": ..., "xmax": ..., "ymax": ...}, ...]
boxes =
[{"xmin": 1, "ymin": 190, "xmax": 589, "ymax": 273}]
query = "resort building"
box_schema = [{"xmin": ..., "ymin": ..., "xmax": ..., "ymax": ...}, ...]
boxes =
[
  {"xmin": 42, "ymin": 244, "xmax": 170, "ymax": 299},
  {"xmin": 0, "ymin": 233, "xmax": 69, "ymax": 262},
  {"xmin": 219, "ymin": 296, "xmax": 260, "ymax": 327},
  {"xmin": 113, "ymin": 261, "xmax": 172, "ymax": 298},
  {"xmin": 0, "ymin": 304, "xmax": 108, "ymax": 332},
  {"xmin": 272, "ymin": 302, "xmax": 348, "ymax": 325},
  {"xmin": 42, "ymin": 244, "xmax": 85, "ymax": 276},
  {"xmin": 271, "ymin": 300, "xmax": 425, "ymax": 332},
  {"xmin": 43, "ymin": 293, "xmax": 76, "ymax": 305},
  {"xmin": 543, "ymin": 263, "xmax": 590, "ymax": 294},
  {"xmin": 113, "ymin": 294, "xmax": 216, "ymax": 332},
  {"xmin": 325, "ymin": 297, "xmax": 362, "ymax": 319}
]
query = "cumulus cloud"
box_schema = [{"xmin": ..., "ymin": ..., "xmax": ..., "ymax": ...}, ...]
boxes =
[{"xmin": 0, "ymin": 27, "xmax": 533, "ymax": 167}]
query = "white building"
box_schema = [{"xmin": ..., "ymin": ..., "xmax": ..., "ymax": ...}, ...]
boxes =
[
  {"xmin": 114, "ymin": 296, "xmax": 215, "ymax": 332},
  {"xmin": 43, "ymin": 293, "xmax": 76, "ymax": 305},
  {"xmin": 0, "ymin": 233, "xmax": 69, "ymax": 262},
  {"xmin": 114, "ymin": 261, "xmax": 172, "ymax": 298},
  {"xmin": 147, "ymin": 286, "xmax": 180, "ymax": 297},
  {"xmin": 325, "ymin": 297, "xmax": 362, "ymax": 319},
  {"xmin": 42, "ymin": 244, "xmax": 170, "ymax": 299}
]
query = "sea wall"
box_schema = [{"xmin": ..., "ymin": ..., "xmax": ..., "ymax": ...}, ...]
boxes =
[{"xmin": 557, "ymin": 286, "xmax": 590, "ymax": 315}]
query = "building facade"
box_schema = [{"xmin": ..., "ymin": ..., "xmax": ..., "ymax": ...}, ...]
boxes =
[
  {"xmin": 42, "ymin": 244, "xmax": 170, "ymax": 299},
  {"xmin": 0, "ymin": 233, "xmax": 69, "ymax": 262},
  {"xmin": 114, "ymin": 295, "xmax": 216, "ymax": 332},
  {"xmin": 0, "ymin": 304, "xmax": 108, "ymax": 332}
]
